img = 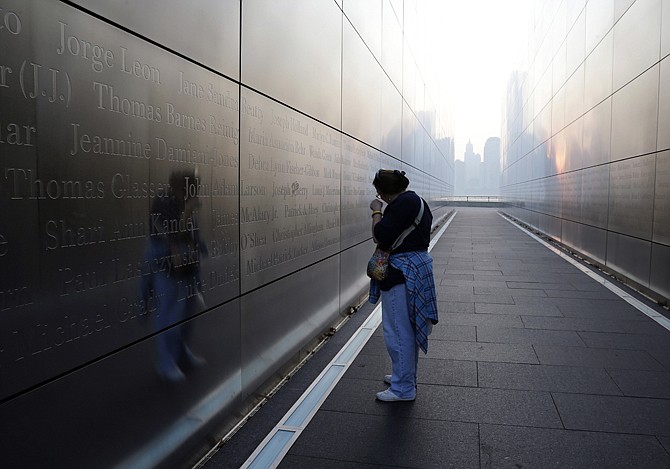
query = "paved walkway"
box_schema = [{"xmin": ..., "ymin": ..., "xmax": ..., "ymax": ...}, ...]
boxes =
[{"xmin": 209, "ymin": 208, "xmax": 670, "ymax": 468}]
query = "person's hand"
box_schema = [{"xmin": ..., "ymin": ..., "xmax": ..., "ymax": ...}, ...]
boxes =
[{"xmin": 370, "ymin": 199, "xmax": 383, "ymax": 211}]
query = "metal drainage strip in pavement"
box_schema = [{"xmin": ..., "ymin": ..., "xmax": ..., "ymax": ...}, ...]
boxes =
[
  {"xmin": 499, "ymin": 212, "xmax": 670, "ymax": 332},
  {"xmin": 240, "ymin": 210, "xmax": 458, "ymax": 469}
]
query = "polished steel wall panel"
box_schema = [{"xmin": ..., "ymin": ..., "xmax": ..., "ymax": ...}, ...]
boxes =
[
  {"xmin": 650, "ymin": 242, "xmax": 670, "ymax": 299},
  {"xmin": 567, "ymin": 0, "xmax": 587, "ymax": 32},
  {"xmin": 653, "ymin": 151, "xmax": 670, "ymax": 244},
  {"xmin": 546, "ymin": 176, "xmax": 562, "ymax": 217},
  {"xmin": 582, "ymin": 97, "xmax": 612, "ymax": 167},
  {"xmin": 522, "ymin": 122, "xmax": 535, "ymax": 157},
  {"xmin": 612, "ymin": 0, "xmax": 661, "ymax": 91},
  {"xmin": 585, "ymin": 0, "xmax": 613, "ymax": 56},
  {"xmin": 388, "ymin": 0, "xmax": 402, "ymax": 26},
  {"xmin": 403, "ymin": 45, "xmax": 417, "ymax": 113},
  {"xmin": 344, "ymin": 0, "xmax": 382, "ymax": 62},
  {"xmin": 534, "ymin": 69, "xmax": 553, "ymax": 117},
  {"xmin": 606, "ymin": 231, "xmax": 652, "ymax": 287},
  {"xmin": 241, "ymin": 0, "xmax": 342, "ymax": 128},
  {"xmin": 403, "ymin": 0, "xmax": 419, "ymax": 58},
  {"xmin": 563, "ymin": 116, "xmax": 584, "ymax": 172},
  {"xmin": 524, "ymin": 96, "xmax": 535, "ymax": 135},
  {"xmin": 341, "ymin": 135, "xmax": 378, "ymax": 248},
  {"xmin": 414, "ymin": 127, "xmax": 426, "ymax": 172},
  {"xmin": 565, "ymin": 64, "xmax": 585, "ymax": 124},
  {"xmin": 553, "ymin": 43, "xmax": 567, "ymax": 94},
  {"xmin": 0, "ymin": 0, "xmax": 41, "ymax": 398},
  {"xmin": 611, "ymin": 65, "xmax": 659, "ymax": 161},
  {"xmin": 340, "ymin": 239, "xmax": 376, "ymax": 312},
  {"xmin": 559, "ymin": 170, "xmax": 581, "ymax": 221},
  {"xmin": 401, "ymin": 102, "xmax": 416, "ymax": 165},
  {"xmin": 379, "ymin": 76, "xmax": 401, "ymax": 158},
  {"xmin": 0, "ymin": 0, "xmax": 240, "ymax": 400},
  {"xmin": 534, "ymin": 34, "xmax": 551, "ymax": 82},
  {"xmin": 381, "ymin": 151, "xmax": 399, "ymax": 172},
  {"xmin": 381, "ymin": 1, "xmax": 403, "ymax": 93},
  {"xmin": 552, "ymin": 85, "xmax": 566, "ymax": 134},
  {"xmin": 240, "ymin": 257, "xmax": 340, "ymax": 396},
  {"xmin": 584, "ymin": 32, "xmax": 613, "ymax": 111},
  {"xmin": 551, "ymin": 2, "xmax": 567, "ymax": 58},
  {"xmin": 534, "ymin": 104, "xmax": 551, "ymax": 150},
  {"xmin": 0, "ymin": 300, "xmax": 242, "ymax": 468},
  {"xmin": 658, "ymin": 58, "xmax": 670, "ymax": 151},
  {"xmin": 663, "ymin": 0, "xmax": 670, "ymax": 57},
  {"xmin": 414, "ymin": 71, "xmax": 426, "ymax": 121},
  {"xmin": 615, "ymin": 0, "xmax": 637, "ymax": 21},
  {"xmin": 579, "ymin": 164, "xmax": 610, "ymax": 228},
  {"xmin": 541, "ymin": 212, "xmax": 561, "ymax": 239},
  {"xmin": 562, "ymin": 219, "xmax": 608, "ymax": 264},
  {"xmin": 342, "ymin": 18, "xmax": 382, "ymax": 150},
  {"xmin": 68, "ymin": 0, "xmax": 240, "ymax": 80},
  {"xmin": 239, "ymin": 89, "xmax": 341, "ymax": 293},
  {"xmin": 607, "ymin": 154, "xmax": 655, "ymax": 239},
  {"xmin": 566, "ymin": 8, "xmax": 586, "ymax": 76}
]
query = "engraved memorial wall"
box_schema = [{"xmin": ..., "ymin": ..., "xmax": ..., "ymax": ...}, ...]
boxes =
[
  {"xmin": 502, "ymin": 0, "xmax": 670, "ymax": 301},
  {"xmin": 0, "ymin": 0, "xmax": 454, "ymax": 466},
  {"xmin": 0, "ymin": 0, "xmax": 241, "ymax": 402}
]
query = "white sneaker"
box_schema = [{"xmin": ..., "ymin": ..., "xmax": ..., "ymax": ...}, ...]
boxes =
[
  {"xmin": 376, "ymin": 388, "xmax": 415, "ymax": 402},
  {"xmin": 384, "ymin": 374, "xmax": 392, "ymax": 385}
]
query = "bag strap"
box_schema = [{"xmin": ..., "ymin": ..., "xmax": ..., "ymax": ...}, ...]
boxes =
[{"xmin": 390, "ymin": 198, "xmax": 424, "ymax": 251}]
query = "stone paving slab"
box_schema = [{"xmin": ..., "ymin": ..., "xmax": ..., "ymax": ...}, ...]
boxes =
[
  {"xmin": 477, "ymin": 362, "xmax": 622, "ymax": 394},
  {"xmin": 439, "ymin": 278, "xmax": 510, "ymax": 288},
  {"xmin": 533, "ymin": 344, "xmax": 665, "ymax": 370},
  {"xmin": 479, "ymin": 424, "xmax": 670, "ymax": 469},
  {"xmin": 475, "ymin": 302, "xmax": 562, "ymax": 316},
  {"xmin": 553, "ymin": 393, "xmax": 670, "ymax": 435},
  {"xmin": 520, "ymin": 315, "xmax": 667, "ymax": 334},
  {"xmin": 425, "ymin": 340, "xmax": 539, "ymax": 364},
  {"xmin": 606, "ymin": 369, "xmax": 670, "ymax": 398},
  {"xmin": 285, "ymin": 411, "xmax": 480, "ymax": 469},
  {"xmin": 441, "ymin": 312, "xmax": 525, "ymax": 328},
  {"xmin": 577, "ymin": 330, "xmax": 670, "ymax": 350},
  {"xmin": 476, "ymin": 327, "xmax": 587, "ymax": 346},
  {"xmin": 437, "ymin": 301, "xmax": 475, "ymax": 314},
  {"xmin": 429, "ymin": 324, "xmax": 477, "ymax": 341}
]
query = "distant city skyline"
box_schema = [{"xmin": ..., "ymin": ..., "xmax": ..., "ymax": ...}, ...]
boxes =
[
  {"xmin": 433, "ymin": 0, "xmax": 531, "ymax": 161},
  {"xmin": 454, "ymin": 136, "xmax": 501, "ymax": 196}
]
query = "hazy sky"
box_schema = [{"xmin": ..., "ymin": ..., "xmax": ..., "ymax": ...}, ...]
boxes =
[{"xmin": 434, "ymin": 0, "xmax": 531, "ymax": 160}]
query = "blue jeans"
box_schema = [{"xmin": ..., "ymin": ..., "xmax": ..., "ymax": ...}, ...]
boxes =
[{"xmin": 381, "ymin": 283, "xmax": 418, "ymax": 399}]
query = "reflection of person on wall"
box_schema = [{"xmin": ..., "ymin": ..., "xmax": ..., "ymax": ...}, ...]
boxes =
[
  {"xmin": 369, "ymin": 169, "xmax": 438, "ymax": 401},
  {"xmin": 141, "ymin": 169, "xmax": 208, "ymax": 382}
]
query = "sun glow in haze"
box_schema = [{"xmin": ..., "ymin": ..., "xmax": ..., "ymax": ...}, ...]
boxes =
[{"xmin": 432, "ymin": 0, "xmax": 531, "ymax": 160}]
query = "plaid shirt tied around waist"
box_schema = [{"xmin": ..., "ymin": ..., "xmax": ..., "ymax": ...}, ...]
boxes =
[{"xmin": 369, "ymin": 250, "xmax": 439, "ymax": 354}]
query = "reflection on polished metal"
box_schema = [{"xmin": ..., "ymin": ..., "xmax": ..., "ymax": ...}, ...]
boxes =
[
  {"xmin": 69, "ymin": 0, "xmax": 241, "ymax": 78},
  {"xmin": 0, "ymin": 0, "xmax": 240, "ymax": 401},
  {"xmin": 0, "ymin": 0, "xmax": 454, "ymax": 466},
  {"xmin": 502, "ymin": 0, "xmax": 670, "ymax": 302}
]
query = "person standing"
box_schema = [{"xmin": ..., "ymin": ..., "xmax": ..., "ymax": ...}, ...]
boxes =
[{"xmin": 369, "ymin": 169, "xmax": 438, "ymax": 401}]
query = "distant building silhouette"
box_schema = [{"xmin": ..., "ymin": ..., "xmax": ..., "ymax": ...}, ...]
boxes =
[
  {"xmin": 483, "ymin": 137, "xmax": 501, "ymax": 195},
  {"xmin": 454, "ymin": 138, "xmax": 501, "ymax": 196}
]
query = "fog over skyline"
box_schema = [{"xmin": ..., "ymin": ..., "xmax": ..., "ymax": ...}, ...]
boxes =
[{"xmin": 434, "ymin": 0, "xmax": 531, "ymax": 161}]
